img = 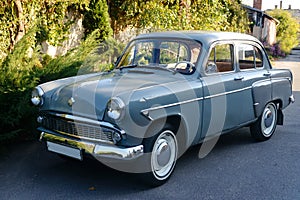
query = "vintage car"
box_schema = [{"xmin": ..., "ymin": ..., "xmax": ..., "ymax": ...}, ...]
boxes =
[{"xmin": 32, "ymin": 31, "xmax": 294, "ymax": 186}]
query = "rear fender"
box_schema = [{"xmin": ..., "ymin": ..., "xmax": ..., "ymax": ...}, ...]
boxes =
[{"xmin": 252, "ymin": 80, "xmax": 272, "ymax": 117}]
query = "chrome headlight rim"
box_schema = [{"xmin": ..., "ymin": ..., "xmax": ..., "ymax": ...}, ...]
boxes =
[
  {"xmin": 107, "ymin": 97, "xmax": 125, "ymax": 121},
  {"xmin": 31, "ymin": 86, "xmax": 44, "ymax": 106}
]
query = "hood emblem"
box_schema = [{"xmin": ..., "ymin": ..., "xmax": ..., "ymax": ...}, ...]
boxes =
[{"xmin": 68, "ymin": 97, "xmax": 75, "ymax": 106}]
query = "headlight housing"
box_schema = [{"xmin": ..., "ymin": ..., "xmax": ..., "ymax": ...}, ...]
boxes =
[
  {"xmin": 31, "ymin": 86, "xmax": 44, "ymax": 106},
  {"xmin": 107, "ymin": 97, "xmax": 125, "ymax": 120}
]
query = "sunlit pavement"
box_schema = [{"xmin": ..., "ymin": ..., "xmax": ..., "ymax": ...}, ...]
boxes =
[{"xmin": 273, "ymin": 48, "xmax": 300, "ymax": 91}]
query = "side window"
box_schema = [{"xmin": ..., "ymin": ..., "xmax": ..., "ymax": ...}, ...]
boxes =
[
  {"xmin": 238, "ymin": 44, "xmax": 263, "ymax": 70},
  {"xmin": 206, "ymin": 44, "xmax": 234, "ymax": 74}
]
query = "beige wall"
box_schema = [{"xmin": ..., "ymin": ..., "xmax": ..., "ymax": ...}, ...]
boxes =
[
  {"xmin": 263, "ymin": 19, "xmax": 277, "ymax": 45},
  {"xmin": 251, "ymin": 18, "xmax": 277, "ymax": 46}
]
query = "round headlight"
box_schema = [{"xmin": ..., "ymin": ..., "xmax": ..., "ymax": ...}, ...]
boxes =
[
  {"xmin": 31, "ymin": 86, "xmax": 44, "ymax": 106},
  {"xmin": 107, "ymin": 97, "xmax": 125, "ymax": 120}
]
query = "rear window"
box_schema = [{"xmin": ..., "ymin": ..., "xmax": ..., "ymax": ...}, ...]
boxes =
[{"xmin": 238, "ymin": 44, "xmax": 263, "ymax": 70}]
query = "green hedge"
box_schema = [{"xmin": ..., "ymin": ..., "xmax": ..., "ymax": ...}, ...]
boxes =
[
  {"xmin": 267, "ymin": 10, "xmax": 299, "ymax": 54},
  {"xmin": 0, "ymin": 29, "xmax": 124, "ymax": 143}
]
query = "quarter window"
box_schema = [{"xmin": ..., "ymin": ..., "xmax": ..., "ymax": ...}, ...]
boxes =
[
  {"xmin": 238, "ymin": 44, "xmax": 263, "ymax": 70},
  {"xmin": 206, "ymin": 44, "xmax": 234, "ymax": 74}
]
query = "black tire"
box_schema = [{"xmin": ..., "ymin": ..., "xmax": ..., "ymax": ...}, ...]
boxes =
[
  {"xmin": 250, "ymin": 102, "xmax": 277, "ymax": 141},
  {"xmin": 140, "ymin": 125, "xmax": 178, "ymax": 187}
]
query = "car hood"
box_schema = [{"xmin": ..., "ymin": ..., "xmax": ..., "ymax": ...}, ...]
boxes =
[{"xmin": 41, "ymin": 69, "xmax": 181, "ymax": 120}]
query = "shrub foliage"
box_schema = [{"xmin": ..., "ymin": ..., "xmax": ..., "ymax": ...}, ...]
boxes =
[{"xmin": 267, "ymin": 9, "xmax": 299, "ymax": 54}]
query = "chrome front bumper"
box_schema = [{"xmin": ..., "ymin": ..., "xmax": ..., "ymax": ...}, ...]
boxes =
[{"xmin": 40, "ymin": 131, "xmax": 144, "ymax": 160}]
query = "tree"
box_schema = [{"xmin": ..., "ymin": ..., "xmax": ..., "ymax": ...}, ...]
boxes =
[
  {"xmin": 267, "ymin": 9, "xmax": 299, "ymax": 54},
  {"xmin": 83, "ymin": 0, "xmax": 113, "ymax": 40},
  {"xmin": 108, "ymin": 0, "xmax": 249, "ymax": 34},
  {"xmin": 0, "ymin": 0, "xmax": 92, "ymax": 59}
]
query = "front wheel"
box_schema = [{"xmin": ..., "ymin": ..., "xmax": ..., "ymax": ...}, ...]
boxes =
[
  {"xmin": 250, "ymin": 102, "xmax": 277, "ymax": 141},
  {"xmin": 142, "ymin": 128, "xmax": 178, "ymax": 186}
]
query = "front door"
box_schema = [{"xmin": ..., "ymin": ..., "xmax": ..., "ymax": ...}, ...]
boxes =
[{"xmin": 201, "ymin": 43, "xmax": 247, "ymax": 139}]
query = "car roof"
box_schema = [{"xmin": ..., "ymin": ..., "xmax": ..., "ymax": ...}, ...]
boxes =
[{"xmin": 135, "ymin": 31, "xmax": 262, "ymax": 47}]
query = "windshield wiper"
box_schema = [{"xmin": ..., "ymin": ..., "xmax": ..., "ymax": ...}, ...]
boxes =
[
  {"xmin": 140, "ymin": 65, "xmax": 177, "ymax": 74},
  {"xmin": 119, "ymin": 64, "xmax": 138, "ymax": 71},
  {"xmin": 119, "ymin": 64, "xmax": 177, "ymax": 74}
]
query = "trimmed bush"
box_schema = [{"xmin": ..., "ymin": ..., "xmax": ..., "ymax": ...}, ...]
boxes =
[
  {"xmin": 267, "ymin": 10, "xmax": 299, "ymax": 54},
  {"xmin": 0, "ymin": 29, "xmax": 124, "ymax": 143},
  {"xmin": 0, "ymin": 29, "xmax": 40, "ymax": 142}
]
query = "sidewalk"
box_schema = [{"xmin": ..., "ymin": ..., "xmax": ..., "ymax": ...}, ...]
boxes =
[{"xmin": 273, "ymin": 49, "xmax": 300, "ymax": 91}]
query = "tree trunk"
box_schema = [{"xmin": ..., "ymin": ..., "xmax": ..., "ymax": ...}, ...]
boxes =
[{"xmin": 9, "ymin": 0, "xmax": 25, "ymax": 51}]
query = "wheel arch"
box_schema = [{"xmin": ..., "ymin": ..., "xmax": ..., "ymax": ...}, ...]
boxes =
[{"xmin": 143, "ymin": 114, "xmax": 189, "ymax": 158}]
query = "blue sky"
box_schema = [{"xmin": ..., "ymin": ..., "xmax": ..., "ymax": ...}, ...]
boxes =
[{"xmin": 242, "ymin": 0, "xmax": 300, "ymax": 10}]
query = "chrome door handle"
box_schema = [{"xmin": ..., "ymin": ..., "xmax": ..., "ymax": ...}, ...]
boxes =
[
  {"xmin": 234, "ymin": 76, "xmax": 244, "ymax": 81},
  {"xmin": 264, "ymin": 72, "xmax": 271, "ymax": 77}
]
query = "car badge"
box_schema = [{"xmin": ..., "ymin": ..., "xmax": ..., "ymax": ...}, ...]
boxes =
[{"xmin": 68, "ymin": 97, "xmax": 75, "ymax": 106}]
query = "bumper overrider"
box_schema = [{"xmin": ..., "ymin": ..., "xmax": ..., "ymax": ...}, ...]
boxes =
[
  {"xmin": 38, "ymin": 113, "xmax": 144, "ymax": 161},
  {"xmin": 289, "ymin": 94, "xmax": 295, "ymax": 104}
]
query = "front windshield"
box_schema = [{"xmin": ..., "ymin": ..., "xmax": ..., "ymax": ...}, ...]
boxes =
[{"xmin": 117, "ymin": 38, "xmax": 201, "ymax": 74}]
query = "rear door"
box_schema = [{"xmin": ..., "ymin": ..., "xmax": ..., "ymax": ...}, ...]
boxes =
[{"xmin": 237, "ymin": 42, "xmax": 272, "ymax": 119}]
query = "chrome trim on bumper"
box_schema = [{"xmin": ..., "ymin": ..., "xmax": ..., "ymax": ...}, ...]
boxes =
[
  {"xmin": 40, "ymin": 132, "xmax": 144, "ymax": 160},
  {"xmin": 290, "ymin": 94, "xmax": 295, "ymax": 103}
]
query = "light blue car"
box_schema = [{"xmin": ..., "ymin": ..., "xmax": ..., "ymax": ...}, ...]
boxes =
[{"xmin": 32, "ymin": 31, "xmax": 294, "ymax": 186}]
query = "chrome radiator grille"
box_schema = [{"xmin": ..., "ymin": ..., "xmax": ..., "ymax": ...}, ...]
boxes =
[{"xmin": 41, "ymin": 115, "xmax": 113, "ymax": 142}]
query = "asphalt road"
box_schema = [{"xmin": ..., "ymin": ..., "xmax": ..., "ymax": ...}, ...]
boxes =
[{"xmin": 1, "ymin": 56, "xmax": 300, "ymax": 200}]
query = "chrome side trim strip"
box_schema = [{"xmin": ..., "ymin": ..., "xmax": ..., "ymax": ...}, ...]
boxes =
[
  {"xmin": 141, "ymin": 97, "xmax": 204, "ymax": 112},
  {"xmin": 205, "ymin": 86, "xmax": 252, "ymax": 99},
  {"xmin": 141, "ymin": 86, "xmax": 252, "ymax": 113},
  {"xmin": 271, "ymin": 77, "xmax": 292, "ymax": 81}
]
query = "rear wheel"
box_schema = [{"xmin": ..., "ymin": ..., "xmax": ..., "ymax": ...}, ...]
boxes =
[
  {"xmin": 142, "ymin": 127, "xmax": 178, "ymax": 186},
  {"xmin": 250, "ymin": 102, "xmax": 277, "ymax": 141}
]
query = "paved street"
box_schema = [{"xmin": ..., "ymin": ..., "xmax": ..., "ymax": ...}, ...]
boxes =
[
  {"xmin": 0, "ymin": 51, "xmax": 299, "ymax": 200},
  {"xmin": 273, "ymin": 48, "xmax": 300, "ymax": 91}
]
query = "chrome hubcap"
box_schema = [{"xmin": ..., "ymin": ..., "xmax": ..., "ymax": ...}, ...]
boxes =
[
  {"xmin": 156, "ymin": 140, "xmax": 171, "ymax": 167},
  {"xmin": 264, "ymin": 110, "xmax": 273, "ymax": 128},
  {"xmin": 151, "ymin": 130, "xmax": 177, "ymax": 180},
  {"xmin": 261, "ymin": 104, "xmax": 276, "ymax": 137}
]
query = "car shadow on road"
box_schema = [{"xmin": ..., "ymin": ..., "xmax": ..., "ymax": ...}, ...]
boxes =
[{"xmin": 34, "ymin": 127, "xmax": 255, "ymax": 194}]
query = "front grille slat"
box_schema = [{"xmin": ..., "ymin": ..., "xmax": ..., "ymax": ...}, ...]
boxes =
[{"xmin": 41, "ymin": 115, "xmax": 113, "ymax": 143}]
